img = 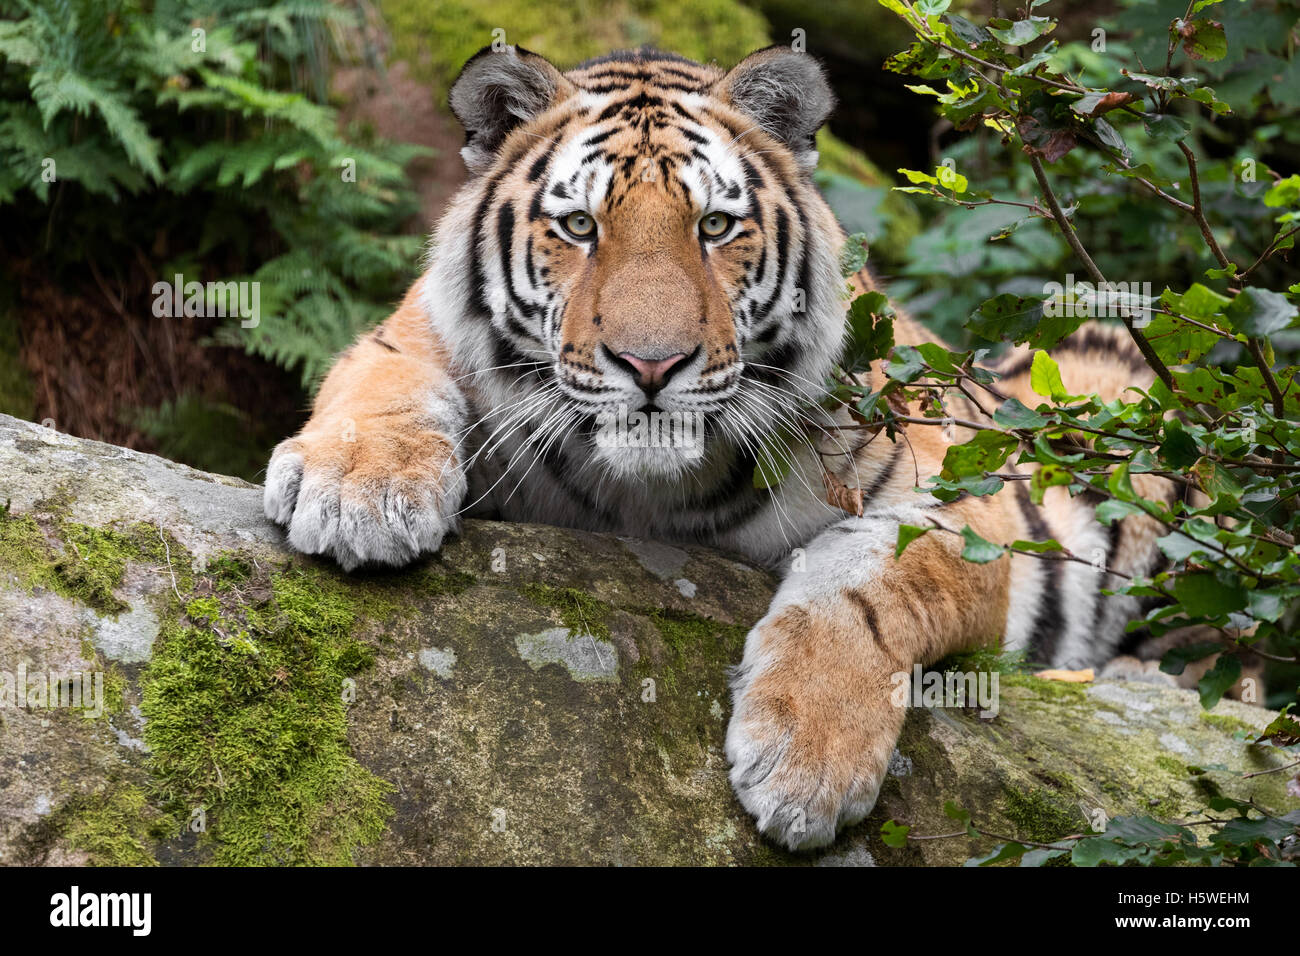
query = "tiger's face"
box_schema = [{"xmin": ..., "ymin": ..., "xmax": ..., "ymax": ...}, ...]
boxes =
[{"xmin": 444, "ymin": 46, "xmax": 847, "ymax": 481}]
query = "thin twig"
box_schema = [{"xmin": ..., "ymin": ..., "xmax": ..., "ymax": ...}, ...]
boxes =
[
  {"xmin": 1242, "ymin": 758, "xmax": 1300, "ymax": 779},
  {"xmin": 157, "ymin": 524, "xmax": 181, "ymax": 603},
  {"xmin": 1029, "ymin": 155, "xmax": 1176, "ymax": 392},
  {"xmin": 1177, "ymin": 141, "xmax": 1235, "ymax": 271}
]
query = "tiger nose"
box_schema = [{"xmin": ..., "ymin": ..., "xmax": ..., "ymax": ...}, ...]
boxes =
[{"xmin": 616, "ymin": 351, "xmax": 689, "ymax": 392}]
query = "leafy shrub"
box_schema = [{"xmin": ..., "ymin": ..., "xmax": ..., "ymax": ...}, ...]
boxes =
[
  {"xmin": 831, "ymin": 0, "xmax": 1300, "ymax": 865},
  {"xmin": 0, "ymin": 0, "xmax": 427, "ymax": 395}
]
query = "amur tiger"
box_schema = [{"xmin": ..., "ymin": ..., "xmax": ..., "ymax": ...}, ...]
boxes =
[{"xmin": 264, "ymin": 45, "xmax": 1194, "ymax": 850}]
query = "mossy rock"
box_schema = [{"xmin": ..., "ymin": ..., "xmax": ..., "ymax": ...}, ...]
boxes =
[
  {"xmin": 381, "ymin": 0, "xmax": 771, "ymax": 96},
  {"xmin": 0, "ymin": 413, "xmax": 1293, "ymax": 866}
]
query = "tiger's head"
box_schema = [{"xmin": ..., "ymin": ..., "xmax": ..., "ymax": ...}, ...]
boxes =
[{"xmin": 435, "ymin": 45, "xmax": 849, "ymax": 481}]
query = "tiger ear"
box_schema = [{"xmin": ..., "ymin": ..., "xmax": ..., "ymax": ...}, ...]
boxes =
[
  {"xmin": 713, "ymin": 46, "xmax": 834, "ymax": 171},
  {"xmin": 448, "ymin": 45, "xmax": 574, "ymax": 174}
]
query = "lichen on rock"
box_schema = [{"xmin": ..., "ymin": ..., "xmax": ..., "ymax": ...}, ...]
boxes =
[{"xmin": 0, "ymin": 413, "xmax": 1294, "ymax": 866}]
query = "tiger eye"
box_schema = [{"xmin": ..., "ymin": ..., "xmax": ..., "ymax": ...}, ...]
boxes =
[
  {"xmin": 562, "ymin": 211, "xmax": 596, "ymax": 238},
  {"xmin": 699, "ymin": 211, "xmax": 732, "ymax": 239}
]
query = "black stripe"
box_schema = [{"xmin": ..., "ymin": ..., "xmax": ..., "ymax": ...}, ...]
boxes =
[
  {"xmin": 792, "ymin": 202, "xmax": 813, "ymax": 320},
  {"xmin": 1014, "ymin": 481, "xmax": 1065, "ymax": 664},
  {"xmin": 751, "ymin": 205, "xmax": 790, "ymax": 326},
  {"xmin": 863, "ymin": 444, "xmax": 902, "ymax": 501},
  {"xmin": 846, "ymin": 592, "xmax": 885, "ymax": 651},
  {"xmin": 1089, "ymin": 518, "xmax": 1126, "ymax": 640}
]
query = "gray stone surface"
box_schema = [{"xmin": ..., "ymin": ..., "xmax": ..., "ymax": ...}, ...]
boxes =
[{"xmin": 0, "ymin": 413, "xmax": 1293, "ymax": 866}]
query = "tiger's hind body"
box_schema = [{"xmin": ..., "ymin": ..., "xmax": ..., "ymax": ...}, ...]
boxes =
[{"xmin": 264, "ymin": 45, "xmax": 1181, "ymax": 850}]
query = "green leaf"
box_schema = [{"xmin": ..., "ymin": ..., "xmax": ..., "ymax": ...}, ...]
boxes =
[
  {"xmin": 1143, "ymin": 112, "xmax": 1190, "ymax": 143},
  {"xmin": 839, "ymin": 233, "xmax": 870, "ymax": 276},
  {"xmin": 1159, "ymin": 641, "xmax": 1223, "ymax": 676},
  {"xmin": 1029, "ymin": 351, "xmax": 1084, "ymax": 403},
  {"xmin": 1072, "ymin": 816, "xmax": 1189, "ymax": 866},
  {"xmin": 934, "ymin": 164, "xmax": 968, "ymax": 193},
  {"xmin": 1197, "ymin": 655, "xmax": 1242, "ymax": 709},
  {"xmin": 959, "ymin": 525, "xmax": 1005, "ymax": 564},
  {"xmin": 1095, "ymin": 499, "xmax": 1144, "ymax": 524},
  {"xmin": 1190, "ymin": 458, "xmax": 1244, "ymax": 505},
  {"xmin": 896, "ymin": 524, "xmax": 931, "ymax": 558},
  {"xmin": 916, "ymin": 0, "xmax": 952, "ymax": 17},
  {"xmin": 1172, "ymin": 572, "xmax": 1247, "ymax": 618},
  {"xmin": 1186, "ymin": 86, "xmax": 1231, "ymax": 114},
  {"xmin": 1263, "ymin": 174, "xmax": 1300, "ymax": 209},
  {"xmin": 1224, "ymin": 287, "xmax": 1299, "ymax": 337},
  {"xmin": 965, "ymin": 842, "xmax": 1030, "ymax": 866},
  {"xmin": 1173, "ymin": 368, "xmax": 1231, "ymax": 408},
  {"xmin": 1177, "ymin": 18, "xmax": 1227, "ymax": 62},
  {"xmin": 943, "ymin": 800, "xmax": 976, "ymax": 834},
  {"xmin": 1155, "ymin": 531, "xmax": 1214, "ymax": 563},
  {"xmin": 881, "ymin": 819, "xmax": 911, "ymax": 848},
  {"xmin": 1030, "ymin": 463, "xmax": 1072, "ymax": 504},
  {"xmin": 1141, "ymin": 314, "xmax": 1218, "ymax": 365},
  {"xmin": 945, "ymin": 14, "xmax": 995, "ymax": 48},
  {"xmin": 1020, "ymin": 847, "xmax": 1070, "ymax": 866},
  {"xmin": 1010, "ymin": 538, "xmax": 1064, "ymax": 553},
  {"xmin": 940, "ymin": 429, "xmax": 1019, "ymax": 480},
  {"xmin": 842, "ymin": 293, "xmax": 895, "ymax": 371},
  {"xmin": 969, "ymin": 293, "xmax": 1085, "ymax": 349},
  {"xmin": 1163, "ymin": 283, "xmax": 1230, "ymax": 321},
  {"xmin": 1108, "ymin": 461, "xmax": 1136, "ymax": 500},
  {"xmin": 987, "ymin": 16, "xmax": 1054, "ymax": 46},
  {"xmin": 885, "ymin": 344, "xmax": 927, "ymax": 382},
  {"xmin": 897, "ymin": 167, "xmax": 938, "ymax": 186},
  {"xmin": 1215, "ymin": 815, "xmax": 1297, "ymax": 847},
  {"xmin": 992, "ymin": 397, "xmax": 1050, "ymax": 430},
  {"xmin": 1159, "ymin": 419, "xmax": 1201, "ymax": 469},
  {"xmin": 915, "ymin": 342, "xmax": 964, "ymax": 375}
]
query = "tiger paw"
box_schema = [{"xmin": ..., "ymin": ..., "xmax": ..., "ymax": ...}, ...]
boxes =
[
  {"xmin": 263, "ymin": 417, "xmax": 466, "ymax": 572},
  {"xmin": 724, "ymin": 606, "xmax": 906, "ymax": 851}
]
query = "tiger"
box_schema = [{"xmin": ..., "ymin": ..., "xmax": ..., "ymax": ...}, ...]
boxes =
[{"xmin": 263, "ymin": 44, "xmax": 1190, "ymax": 851}]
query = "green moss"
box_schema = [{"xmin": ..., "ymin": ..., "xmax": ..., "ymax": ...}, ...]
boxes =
[
  {"xmin": 1199, "ymin": 712, "xmax": 1255, "ymax": 737},
  {"xmin": 140, "ymin": 561, "xmax": 394, "ymax": 865},
  {"xmin": 382, "ymin": 0, "xmax": 771, "ymax": 97},
  {"xmin": 208, "ymin": 554, "xmax": 253, "ymax": 587},
  {"xmin": 644, "ymin": 607, "xmax": 735, "ymax": 696},
  {"xmin": 0, "ymin": 502, "xmax": 196, "ymax": 616},
  {"xmin": 646, "ymin": 607, "xmax": 747, "ymax": 668},
  {"xmin": 1000, "ymin": 785, "xmax": 1084, "ymax": 844},
  {"xmin": 417, "ymin": 566, "xmax": 476, "ymax": 597},
  {"xmin": 0, "ymin": 508, "xmax": 144, "ymax": 614},
  {"xmin": 522, "ymin": 582, "xmax": 612, "ymax": 640},
  {"xmin": 3, "ymin": 532, "xmax": 402, "ymax": 866},
  {"xmin": 632, "ymin": 607, "xmax": 746, "ymax": 772},
  {"xmin": 1002, "ymin": 672, "xmax": 1088, "ymax": 701},
  {"xmin": 185, "ymin": 596, "xmax": 221, "ymax": 624},
  {"xmin": 1155, "ymin": 754, "xmax": 1188, "ymax": 776},
  {"xmin": 57, "ymin": 524, "xmax": 138, "ymax": 613},
  {"xmin": 101, "ymin": 664, "xmax": 128, "ymax": 717},
  {"xmin": 60, "ymin": 786, "xmax": 169, "ymax": 866},
  {"xmin": 0, "ymin": 509, "xmax": 54, "ymax": 591},
  {"xmin": 936, "ymin": 644, "xmax": 1025, "ymax": 675}
]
